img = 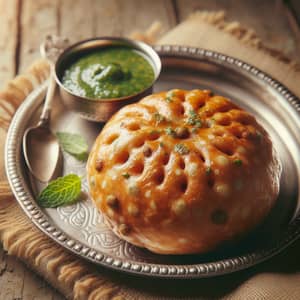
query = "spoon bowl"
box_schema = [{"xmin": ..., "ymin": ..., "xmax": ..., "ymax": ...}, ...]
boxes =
[
  {"xmin": 22, "ymin": 36, "xmax": 69, "ymax": 182},
  {"xmin": 23, "ymin": 125, "xmax": 62, "ymax": 182}
]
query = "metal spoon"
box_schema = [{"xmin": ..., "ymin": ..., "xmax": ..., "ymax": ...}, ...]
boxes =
[{"xmin": 23, "ymin": 35, "xmax": 69, "ymax": 183}]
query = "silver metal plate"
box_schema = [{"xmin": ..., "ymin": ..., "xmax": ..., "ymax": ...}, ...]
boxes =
[{"xmin": 5, "ymin": 46, "xmax": 300, "ymax": 278}]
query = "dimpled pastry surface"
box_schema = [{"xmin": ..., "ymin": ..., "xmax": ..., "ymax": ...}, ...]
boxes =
[{"xmin": 87, "ymin": 89, "xmax": 281, "ymax": 254}]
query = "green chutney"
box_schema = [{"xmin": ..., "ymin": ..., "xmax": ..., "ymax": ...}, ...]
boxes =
[{"xmin": 62, "ymin": 46, "xmax": 155, "ymax": 99}]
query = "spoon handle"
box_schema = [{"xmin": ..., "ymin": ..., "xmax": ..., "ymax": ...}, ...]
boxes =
[
  {"xmin": 38, "ymin": 74, "xmax": 56, "ymax": 127},
  {"xmin": 38, "ymin": 35, "xmax": 69, "ymax": 127}
]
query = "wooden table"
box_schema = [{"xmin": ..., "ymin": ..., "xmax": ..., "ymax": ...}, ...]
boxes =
[{"xmin": 0, "ymin": 0, "xmax": 299, "ymax": 299}]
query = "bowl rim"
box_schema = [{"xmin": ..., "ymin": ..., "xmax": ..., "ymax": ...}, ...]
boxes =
[{"xmin": 54, "ymin": 36, "xmax": 162, "ymax": 103}]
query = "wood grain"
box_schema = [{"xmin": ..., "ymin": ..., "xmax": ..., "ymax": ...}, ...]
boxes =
[
  {"xmin": 92, "ymin": 0, "xmax": 176, "ymax": 37},
  {"xmin": 19, "ymin": 0, "xmax": 59, "ymax": 73},
  {"xmin": 0, "ymin": 245, "xmax": 64, "ymax": 299},
  {"xmin": 175, "ymin": 0, "xmax": 300, "ymax": 61},
  {"xmin": 0, "ymin": 0, "xmax": 19, "ymax": 85},
  {"xmin": 59, "ymin": 0, "xmax": 94, "ymax": 43}
]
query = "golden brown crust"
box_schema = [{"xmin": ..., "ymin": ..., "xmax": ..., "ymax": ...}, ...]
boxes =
[{"xmin": 87, "ymin": 89, "xmax": 281, "ymax": 254}]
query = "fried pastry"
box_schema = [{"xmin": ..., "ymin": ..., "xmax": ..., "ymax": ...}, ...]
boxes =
[{"xmin": 87, "ymin": 89, "xmax": 281, "ymax": 254}]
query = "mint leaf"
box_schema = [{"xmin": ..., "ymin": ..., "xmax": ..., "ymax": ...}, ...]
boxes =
[
  {"xmin": 37, "ymin": 174, "xmax": 81, "ymax": 208},
  {"xmin": 56, "ymin": 132, "xmax": 88, "ymax": 161}
]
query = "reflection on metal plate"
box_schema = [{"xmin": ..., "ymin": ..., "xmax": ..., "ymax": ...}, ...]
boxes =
[{"xmin": 5, "ymin": 46, "xmax": 300, "ymax": 278}]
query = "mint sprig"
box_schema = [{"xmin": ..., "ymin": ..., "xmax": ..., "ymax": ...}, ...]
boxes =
[
  {"xmin": 56, "ymin": 132, "xmax": 88, "ymax": 161},
  {"xmin": 37, "ymin": 174, "xmax": 81, "ymax": 208}
]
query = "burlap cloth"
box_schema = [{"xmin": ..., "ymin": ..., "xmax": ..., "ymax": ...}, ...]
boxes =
[{"xmin": 1, "ymin": 11, "xmax": 300, "ymax": 300}]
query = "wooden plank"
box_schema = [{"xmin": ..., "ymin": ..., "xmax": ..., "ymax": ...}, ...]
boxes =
[
  {"xmin": 0, "ymin": 252, "xmax": 25, "ymax": 300},
  {"xmin": 0, "ymin": 0, "xmax": 19, "ymax": 86},
  {"xmin": 59, "ymin": 0, "xmax": 94, "ymax": 43},
  {"xmin": 92, "ymin": 0, "xmax": 176, "ymax": 37},
  {"xmin": 0, "ymin": 246, "xmax": 64, "ymax": 300},
  {"xmin": 175, "ymin": 0, "xmax": 300, "ymax": 62},
  {"xmin": 42, "ymin": 0, "xmax": 176, "ymax": 47},
  {"xmin": 19, "ymin": 0, "xmax": 59, "ymax": 73},
  {"xmin": 22, "ymin": 267, "xmax": 64, "ymax": 300}
]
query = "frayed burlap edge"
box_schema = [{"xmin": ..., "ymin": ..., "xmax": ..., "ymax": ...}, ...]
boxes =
[{"xmin": 0, "ymin": 59, "xmax": 50, "ymax": 130}]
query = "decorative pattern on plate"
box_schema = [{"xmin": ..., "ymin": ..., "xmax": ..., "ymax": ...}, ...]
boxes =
[
  {"xmin": 57, "ymin": 153, "xmax": 157, "ymax": 261},
  {"xmin": 5, "ymin": 46, "xmax": 300, "ymax": 278}
]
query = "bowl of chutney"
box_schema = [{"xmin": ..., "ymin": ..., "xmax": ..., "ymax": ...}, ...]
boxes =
[{"xmin": 55, "ymin": 37, "xmax": 161, "ymax": 122}]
